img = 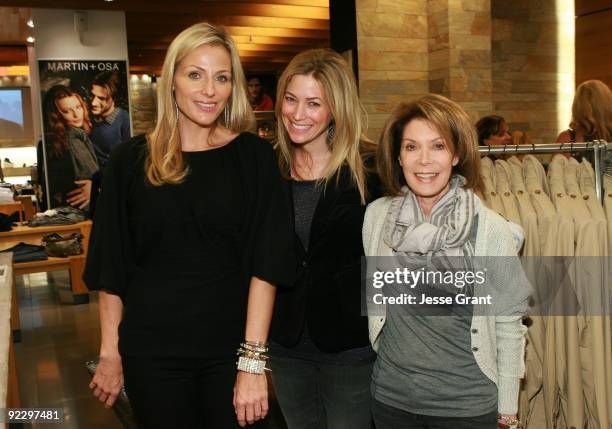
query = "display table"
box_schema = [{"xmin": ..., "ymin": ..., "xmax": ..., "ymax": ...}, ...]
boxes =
[
  {"xmin": 0, "ymin": 253, "xmax": 21, "ymax": 429},
  {"xmin": 0, "ymin": 221, "xmax": 93, "ymax": 341}
]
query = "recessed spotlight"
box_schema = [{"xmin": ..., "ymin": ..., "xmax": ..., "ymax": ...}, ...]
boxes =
[
  {"xmin": 104, "ymin": 0, "xmax": 114, "ymax": 2},
  {"xmin": 26, "ymin": 36, "xmax": 35, "ymax": 43},
  {"xmin": 27, "ymin": 19, "xmax": 34, "ymax": 28}
]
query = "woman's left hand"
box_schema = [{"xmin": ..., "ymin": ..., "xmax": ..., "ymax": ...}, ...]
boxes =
[
  {"xmin": 498, "ymin": 413, "xmax": 520, "ymax": 428},
  {"xmin": 233, "ymin": 371, "xmax": 269, "ymax": 427},
  {"xmin": 67, "ymin": 179, "xmax": 92, "ymax": 209}
]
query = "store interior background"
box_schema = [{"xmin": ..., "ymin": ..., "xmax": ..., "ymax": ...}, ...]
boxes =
[{"xmin": 0, "ymin": 0, "xmax": 611, "ymax": 428}]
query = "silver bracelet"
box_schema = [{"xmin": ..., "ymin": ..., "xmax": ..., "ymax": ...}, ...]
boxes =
[
  {"xmin": 237, "ymin": 356, "xmax": 267, "ymax": 374},
  {"xmin": 240, "ymin": 341, "xmax": 268, "ymax": 353}
]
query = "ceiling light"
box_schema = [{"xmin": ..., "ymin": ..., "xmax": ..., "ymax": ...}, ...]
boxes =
[
  {"xmin": 27, "ymin": 19, "xmax": 34, "ymax": 28},
  {"xmin": 26, "ymin": 36, "xmax": 35, "ymax": 43},
  {"xmin": 104, "ymin": 0, "xmax": 114, "ymax": 2}
]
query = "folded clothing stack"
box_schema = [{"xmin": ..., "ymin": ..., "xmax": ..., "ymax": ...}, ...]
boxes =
[
  {"xmin": 0, "ymin": 187, "xmax": 14, "ymax": 204},
  {"xmin": 27, "ymin": 206, "xmax": 86, "ymax": 227},
  {"xmin": 0, "ymin": 242, "xmax": 48, "ymax": 263}
]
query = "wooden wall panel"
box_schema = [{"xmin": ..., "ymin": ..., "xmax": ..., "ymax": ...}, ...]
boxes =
[
  {"xmin": 576, "ymin": 7, "xmax": 612, "ymax": 87},
  {"xmin": 575, "ymin": 0, "xmax": 612, "ymax": 17}
]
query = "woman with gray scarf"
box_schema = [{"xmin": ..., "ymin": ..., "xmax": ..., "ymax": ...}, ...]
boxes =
[{"xmin": 363, "ymin": 94, "xmax": 530, "ymax": 429}]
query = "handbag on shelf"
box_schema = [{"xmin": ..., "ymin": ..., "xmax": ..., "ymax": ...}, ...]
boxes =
[
  {"xmin": 85, "ymin": 359, "xmax": 138, "ymax": 429},
  {"xmin": 42, "ymin": 232, "xmax": 83, "ymax": 257}
]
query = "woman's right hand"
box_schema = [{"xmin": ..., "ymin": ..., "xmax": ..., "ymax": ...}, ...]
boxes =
[{"xmin": 89, "ymin": 354, "xmax": 124, "ymax": 408}]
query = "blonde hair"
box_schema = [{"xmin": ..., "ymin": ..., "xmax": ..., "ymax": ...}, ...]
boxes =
[
  {"xmin": 377, "ymin": 94, "xmax": 482, "ymax": 196},
  {"xmin": 570, "ymin": 79, "xmax": 612, "ymax": 141},
  {"xmin": 275, "ymin": 48, "xmax": 374, "ymax": 204},
  {"xmin": 146, "ymin": 22, "xmax": 255, "ymax": 186}
]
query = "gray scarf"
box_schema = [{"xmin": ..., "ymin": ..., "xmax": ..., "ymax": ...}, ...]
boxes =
[{"xmin": 382, "ymin": 175, "xmax": 480, "ymax": 293}]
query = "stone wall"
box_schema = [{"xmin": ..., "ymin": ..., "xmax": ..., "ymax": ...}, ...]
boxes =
[
  {"xmin": 428, "ymin": 0, "xmax": 492, "ymax": 120},
  {"xmin": 355, "ymin": 0, "xmax": 430, "ymax": 140},
  {"xmin": 129, "ymin": 75, "xmax": 157, "ymax": 136},
  {"xmin": 491, "ymin": 0, "xmax": 572, "ymax": 143},
  {"xmin": 355, "ymin": 0, "xmax": 572, "ymax": 144}
]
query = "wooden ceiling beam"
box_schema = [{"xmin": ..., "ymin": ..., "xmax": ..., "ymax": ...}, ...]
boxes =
[
  {"xmin": 128, "ymin": 28, "xmax": 328, "ymax": 45},
  {"xmin": 130, "ymin": 50, "xmax": 294, "ymax": 63},
  {"xmin": 125, "ymin": 3, "xmax": 329, "ymax": 19},
  {"xmin": 128, "ymin": 42, "xmax": 322, "ymax": 53},
  {"xmin": 225, "ymin": 26, "xmax": 328, "ymax": 38},
  {"xmin": 3, "ymin": 0, "xmax": 328, "ymax": 10},
  {"xmin": 128, "ymin": 37, "xmax": 328, "ymax": 50},
  {"xmin": 236, "ymin": 43, "xmax": 318, "ymax": 52},
  {"xmin": 126, "ymin": 14, "xmax": 328, "ymax": 31},
  {"xmin": 232, "ymin": 35, "xmax": 328, "ymax": 45},
  {"xmin": 3, "ymin": 0, "xmax": 329, "ymax": 20}
]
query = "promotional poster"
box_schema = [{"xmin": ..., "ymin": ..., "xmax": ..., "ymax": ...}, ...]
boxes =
[{"xmin": 38, "ymin": 59, "xmax": 131, "ymax": 209}]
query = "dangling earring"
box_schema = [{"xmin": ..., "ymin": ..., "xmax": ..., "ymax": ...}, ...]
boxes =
[
  {"xmin": 174, "ymin": 99, "xmax": 179, "ymax": 123},
  {"xmin": 327, "ymin": 123, "xmax": 335, "ymax": 142}
]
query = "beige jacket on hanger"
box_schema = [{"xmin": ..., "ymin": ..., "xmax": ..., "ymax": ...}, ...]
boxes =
[
  {"xmin": 481, "ymin": 156, "xmax": 505, "ymax": 216},
  {"xmin": 551, "ymin": 155, "xmax": 589, "ymax": 429},
  {"xmin": 507, "ymin": 157, "xmax": 540, "ymax": 257},
  {"xmin": 495, "ymin": 160, "xmax": 522, "ymax": 225},
  {"xmin": 507, "ymin": 156, "xmax": 547, "ymax": 428},
  {"xmin": 576, "ymin": 160, "xmax": 612, "ymax": 429},
  {"xmin": 605, "ymin": 175, "xmax": 612, "ymax": 256},
  {"xmin": 522, "ymin": 155, "xmax": 564, "ymax": 429}
]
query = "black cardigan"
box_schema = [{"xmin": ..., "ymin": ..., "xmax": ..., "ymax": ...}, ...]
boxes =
[{"xmin": 270, "ymin": 165, "xmax": 381, "ymax": 353}]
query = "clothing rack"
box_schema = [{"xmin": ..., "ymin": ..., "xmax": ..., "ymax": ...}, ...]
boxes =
[{"xmin": 479, "ymin": 141, "xmax": 611, "ymax": 203}]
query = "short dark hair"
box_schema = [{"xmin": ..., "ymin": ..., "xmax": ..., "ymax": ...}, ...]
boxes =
[
  {"xmin": 475, "ymin": 115, "xmax": 506, "ymax": 145},
  {"xmin": 92, "ymin": 71, "xmax": 121, "ymax": 103}
]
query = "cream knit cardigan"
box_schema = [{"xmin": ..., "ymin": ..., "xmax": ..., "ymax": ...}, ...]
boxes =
[{"xmin": 363, "ymin": 197, "xmax": 530, "ymax": 415}]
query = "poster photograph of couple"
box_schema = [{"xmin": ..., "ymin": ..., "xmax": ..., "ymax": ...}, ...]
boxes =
[{"xmin": 38, "ymin": 59, "xmax": 131, "ymax": 211}]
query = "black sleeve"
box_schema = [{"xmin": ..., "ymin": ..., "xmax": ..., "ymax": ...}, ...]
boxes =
[
  {"xmin": 83, "ymin": 138, "xmax": 140, "ymax": 301},
  {"xmin": 249, "ymin": 138, "xmax": 297, "ymax": 287}
]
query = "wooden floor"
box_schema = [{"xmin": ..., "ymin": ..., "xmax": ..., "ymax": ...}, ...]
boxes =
[{"xmin": 13, "ymin": 271, "xmax": 287, "ymax": 429}]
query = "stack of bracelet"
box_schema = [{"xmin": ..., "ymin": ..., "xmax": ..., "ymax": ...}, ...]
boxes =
[{"xmin": 236, "ymin": 341, "xmax": 270, "ymax": 374}]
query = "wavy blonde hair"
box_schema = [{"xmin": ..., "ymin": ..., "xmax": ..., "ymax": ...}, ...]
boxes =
[
  {"xmin": 570, "ymin": 79, "xmax": 612, "ymax": 141},
  {"xmin": 146, "ymin": 22, "xmax": 255, "ymax": 186},
  {"xmin": 275, "ymin": 48, "xmax": 374, "ymax": 204}
]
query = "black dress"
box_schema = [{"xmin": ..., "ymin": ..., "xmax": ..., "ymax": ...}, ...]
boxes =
[{"xmin": 84, "ymin": 133, "xmax": 296, "ymax": 359}]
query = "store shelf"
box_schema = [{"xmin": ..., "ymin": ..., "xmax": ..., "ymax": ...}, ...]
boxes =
[
  {"xmin": 0, "ymin": 139, "xmax": 37, "ymax": 148},
  {"xmin": 3, "ymin": 167, "xmax": 32, "ymax": 177}
]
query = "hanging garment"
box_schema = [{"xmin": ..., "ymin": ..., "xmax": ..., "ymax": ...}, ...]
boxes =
[
  {"xmin": 480, "ymin": 156, "xmax": 505, "ymax": 216},
  {"xmin": 578, "ymin": 160, "xmax": 608, "ymax": 256},
  {"xmin": 506, "ymin": 156, "xmax": 548, "ymax": 428},
  {"xmin": 507, "ymin": 157, "xmax": 540, "ymax": 257},
  {"xmin": 605, "ymin": 175, "xmax": 612, "ymax": 256},
  {"xmin": 547, "ymin": 155, "xmax": 586, "ymax": 429},
  {"xmin": 522, "ymin": 155, "xmax": 564, "ymax": 429},
  {"xmin": 577, "ymin": 160, "xmax": 612, "ymax": 429},
  {"xmin": 494, "ymin": 160, "xmax": 522, "ymax": 225},
  {"xmin": 523, "ymin": 155, "xmax": 568, "ymax": 256}
]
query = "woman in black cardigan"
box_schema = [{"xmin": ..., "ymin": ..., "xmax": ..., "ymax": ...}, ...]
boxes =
[{"xmin": 269, "ymin": 48, "xmax": 379, "ymax": 429}]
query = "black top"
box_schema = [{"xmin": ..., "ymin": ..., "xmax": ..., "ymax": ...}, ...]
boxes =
[
  {"xmin": 84, "ymin": 133, "xmax": 296, "ymax": 359},
  {"xmin": 291, "ymin": 180, "xmax": 320, "ymax": 251},
  {"xmin": 270, "ymin": 162, "xmax": 382, "ymax": 353}
]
